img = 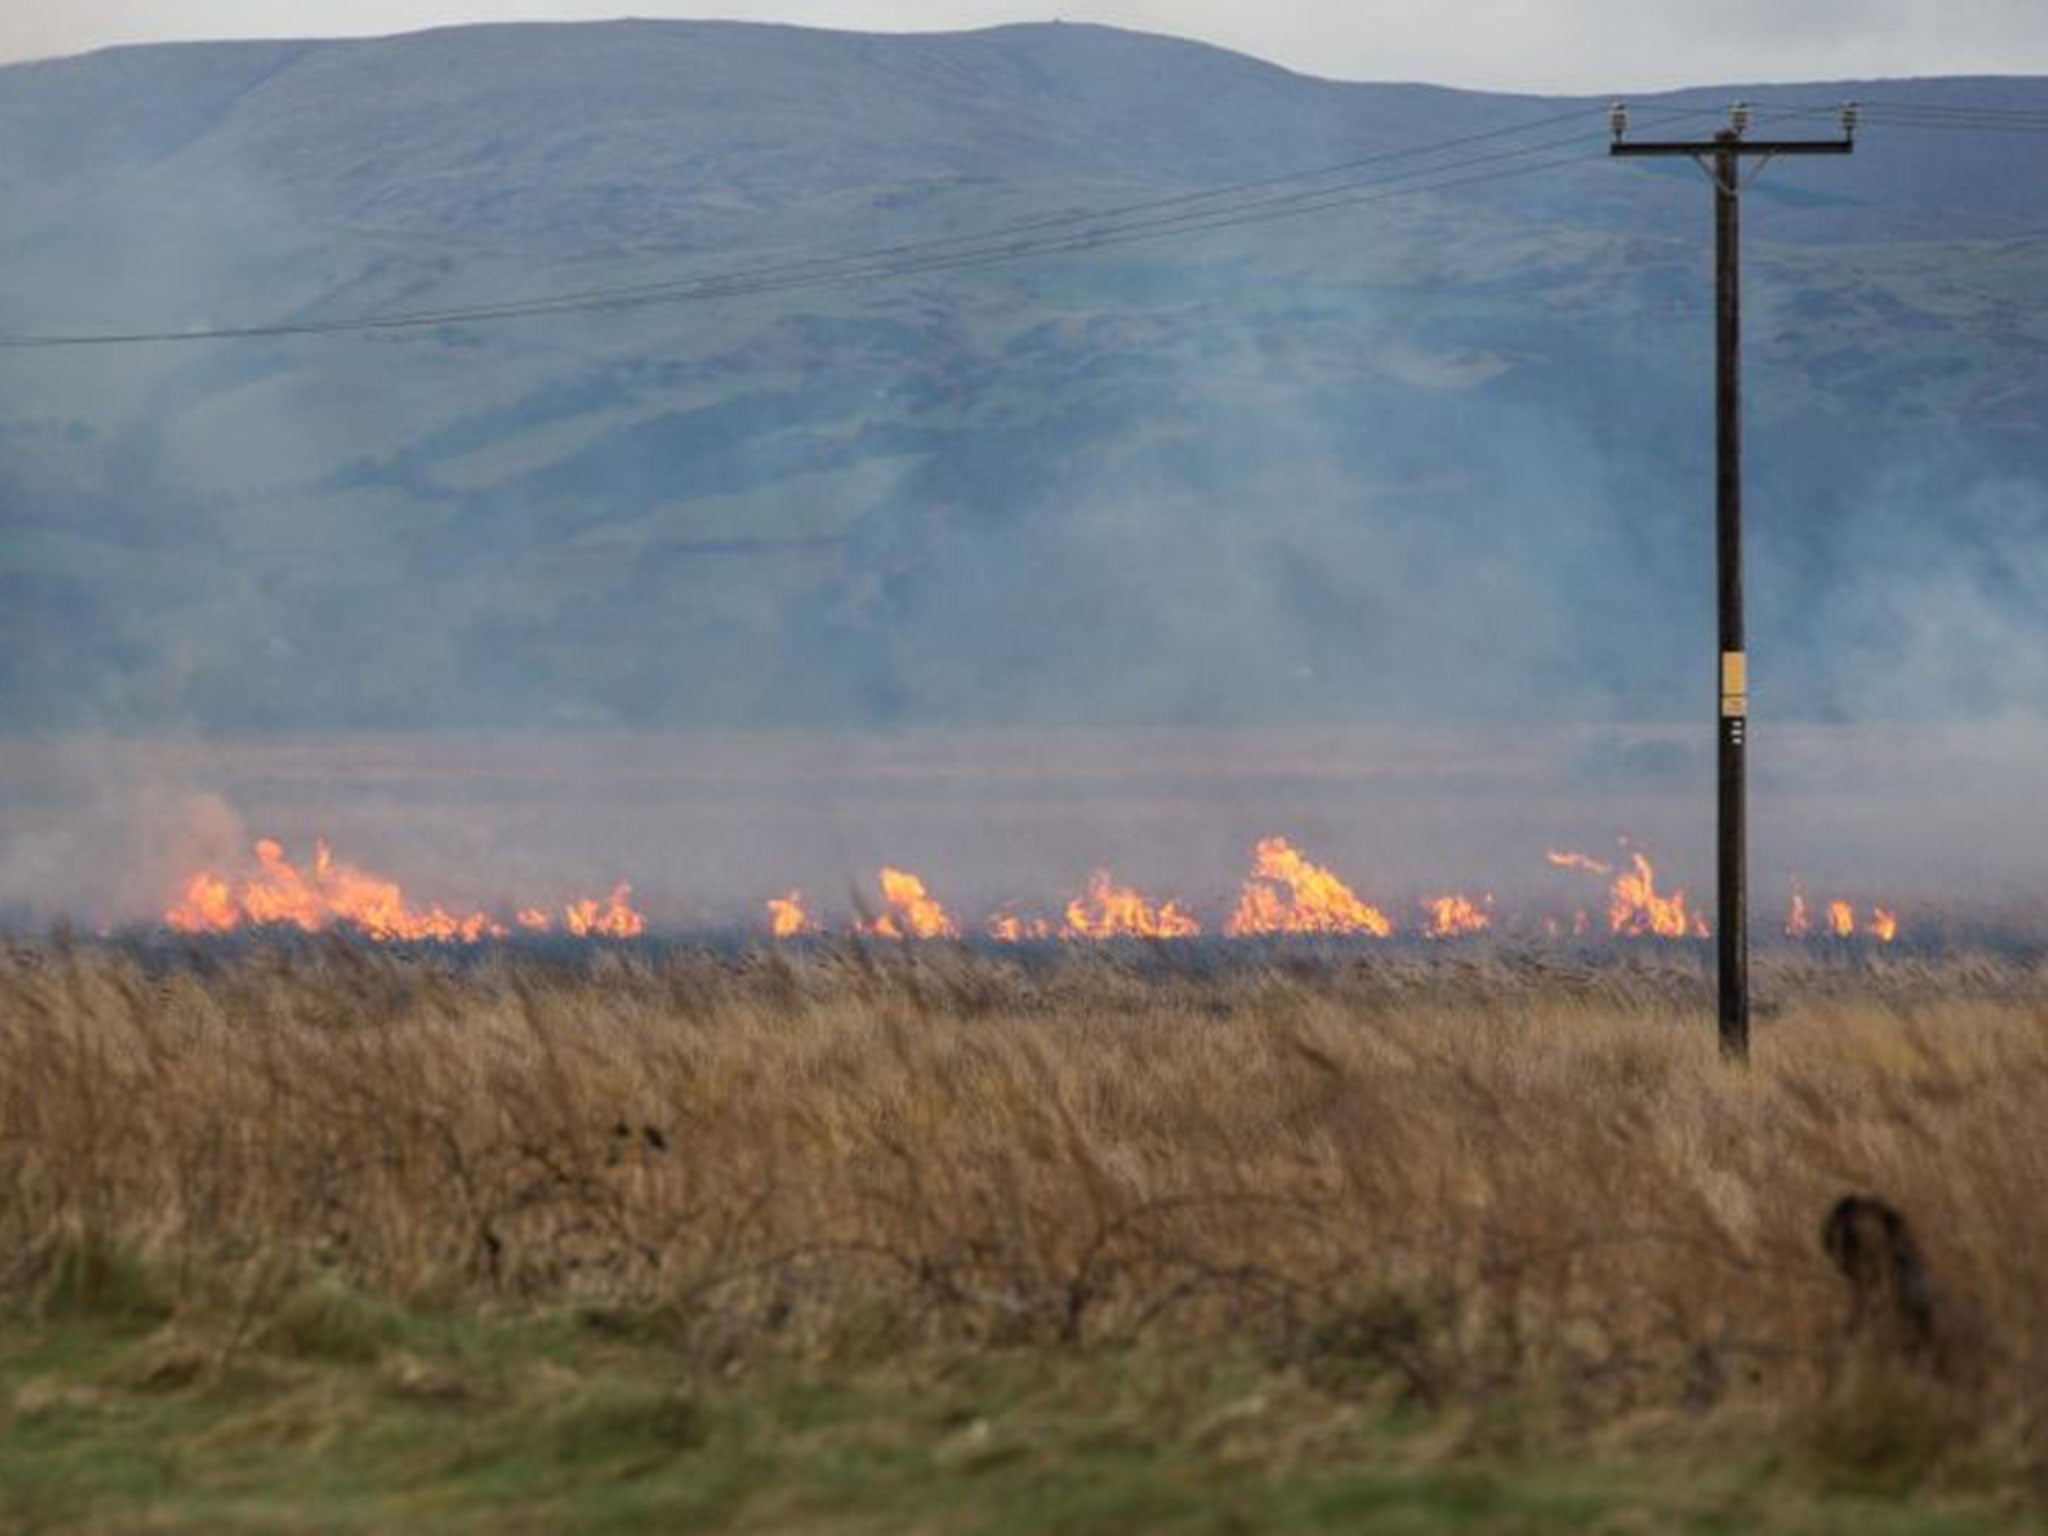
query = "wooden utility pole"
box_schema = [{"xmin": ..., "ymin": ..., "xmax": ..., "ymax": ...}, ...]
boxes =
[{"xmin": 1610, "ymin": 101, "xmax": 1855, "ymax": 1060}]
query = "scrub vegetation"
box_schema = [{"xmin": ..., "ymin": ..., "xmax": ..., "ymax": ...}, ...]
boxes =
[{"xmin": 1, "ymin": 939, "xmax": 2044, "ymax": 1531}]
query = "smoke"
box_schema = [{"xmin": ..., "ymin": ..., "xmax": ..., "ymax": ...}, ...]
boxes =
[
  {"xmin": 1813, "ymin": 468, "xmax": 2048, "ymax": 721},
  {"xmin": 0, "ymin": 741, "xmax": 247, "ymax": 926},
  {"xmin": 2, "ymin": 25, "xmax": 2046, "ymax": 925}
]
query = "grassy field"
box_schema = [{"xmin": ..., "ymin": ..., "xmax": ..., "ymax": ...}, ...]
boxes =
[{"xmin": 2, "ymin": 939, "xmax": 2045, "ymax": 1532}]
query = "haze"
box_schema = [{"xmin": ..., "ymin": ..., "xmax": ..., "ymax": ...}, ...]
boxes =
[{"xmin": 0, "ymin": 20, "xmax": 2043, "ymax": 928}]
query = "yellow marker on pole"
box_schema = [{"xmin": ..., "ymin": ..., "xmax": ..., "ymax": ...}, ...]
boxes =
[{"xmin": 1721, "ymin": 651, "xmax": 1747, "ymax": 717}]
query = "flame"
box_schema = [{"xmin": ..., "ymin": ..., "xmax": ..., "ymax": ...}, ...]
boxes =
[
  {"xmin": 1422, "ymin": 893, "xmax": 1492, "ymax": 939},
  {"xmin": 1226, "ymin": 837, "xmax": 1391, "ymax": 938},
  {"xmin": 161, "ymin": 831, "xmax": 1903, "ymax": 951},
  {"xmin": 768, "ymin": 890, "xmax": 816, "ymax": 939},
  {"xmin": 1827, "ymin": 899, "xmax": 1856, "ymax": 939},
  {"xmin": 165, "ymin": 871, "xmax": 239, "ymax": 934},
  {"xmin": 1550, "ymin": 846, "xmax": 1706, "ymax": 940},
  {"xmin": 563, "ymin": 884, "xmax": 645, "ymax": 939},
  {"xmin": 1065, "ymin": 869, "xmax": 1200, "ymax": 939},
  {"xmin": 861, "ymin": 867, "xmax": 958, "ymax": 940},
  {"xmin": 987, "ymin": 911, "xmax": 1053, "ymax": 943},
  {"xmin": 1788, "ymin": 881, "xmax": 1902, "ymax": 944},
  {"xmin": 1607, "ymin": 852, "xmax": 1708, "ymax": 939},
  {"xmin": 1786, "ymin": 889, "xmax": 1811, "ymax": 939},
  {"xmin": 166, "ymin": 838, "xmax": 506, "ymax": 943}
]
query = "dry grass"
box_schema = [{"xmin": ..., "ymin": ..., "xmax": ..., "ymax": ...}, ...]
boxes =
[{"xmin": 2, "ymin": 938, "xmax": 2045, "ymax": 1495}]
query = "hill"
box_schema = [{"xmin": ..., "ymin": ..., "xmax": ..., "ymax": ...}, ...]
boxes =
[{"xmin": 0, "ymin": 21, "xmax": 2044, "ymax": 729}]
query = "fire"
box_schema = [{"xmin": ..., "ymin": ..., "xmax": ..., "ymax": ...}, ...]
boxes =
[
  {"xmin": 1786, "ymin": 889, "xmax": 1811, "ymax": 939},
  {"xmin": 987, "ymin": 911, "xmax": 1053, "ymax": 943},
  {"xmin": 1226, "ymin": 837, "xmax": 1391, "ymax": 938},
  {"xmin": 1608, "ymin": 852, "xmax": 1708, "ymax": 939},
  {"xmin": 767, "ymin": 890, "xmax": 816, "ymax": 939},
  {"xmin": 1422, "ymin": 893, "xmax": 1492, "ymax": 939},
  {"xmin": 1065, "ymin": 869, "xmax": 1200, "ymax": 940},
  {"xmin": 564, "ymin": 884, "xmax": 646, "ymax": 939},
  {"xmin": 160, "ymin": 832, "xmax": 1905, "ymax": 951},
  {"xmin": 862, "ymin": 867, "xmax": 958, "ymax": 940},
  {"xmin": 1549, "ymin": 846, "xmax": 1706, "ymax": 940},
  {"xmin": 162, "ymin": 839, "xmax": 656, "ymax": 942},
  {"xmin": 1789, "ymin": 892, "xmax": 1899, "ymax": 944},
  {"xmin": 166, "ymin": 871, "xmax": 239, "ymax": 934},
  {"xmin": 166, "ymin": 838, "xmax": 506, "ymax": 943}
]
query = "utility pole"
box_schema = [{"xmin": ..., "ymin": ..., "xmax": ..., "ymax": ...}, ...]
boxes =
[{"xmin": 1611, "ymin": 101, "xmax": 1856, "ymax": 1061}]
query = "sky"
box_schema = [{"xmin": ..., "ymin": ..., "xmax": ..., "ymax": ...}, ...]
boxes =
[{"xmin": 2, "ymin": 0, "xmax": 2046, "ymax": 91}]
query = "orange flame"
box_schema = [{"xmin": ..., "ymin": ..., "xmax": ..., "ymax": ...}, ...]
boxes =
[
  {"xmin": 166, "ymin": 871, "xmax": 239, "ymax": 934},
  {"xmin": 767, "ymin": 890, "xmax": 816, "ymax": 939},
  {"xmin": 166, "ymin": 838, "xmax": 506, "ymax": 943},
  {"xmin": 987, "ymin": 911, "xmax": 1053, "ymax": 943},
  {"xmin": 161, "ymin": 832, "xmax": 1903, "ymax": 951},
  {"xmin": 1607, "ymin": 852, "xmax": 1708, "ymax": 939},
  {"xmin": 862, "ymin": 867, "xmax": 958, "ymax": 940},
  {"xmin": 1422, "ymin": 893, "xmax": 1492, "ymax": 939},
  {"xmin": 1551, "ymin": 847, "xmax": 1706, "ymax": 940},
  {"xmin": 1787, "ymin": 882, "xmax": 1902, "ymax": 944},
  {"xmin": 1065, "ymin": 869, "xmax": 1200, "ymax": 939},
  {"xmin": 1786, "ymin": 889, "xmax": 1811, "ymax": 939},
  {"xmin": 1226, "ymin": 837, "xmax": 1391, "ymax": 938},
  {"xmin": 562, "ymin": 883, "xmax": 646, "ymax": 939}
]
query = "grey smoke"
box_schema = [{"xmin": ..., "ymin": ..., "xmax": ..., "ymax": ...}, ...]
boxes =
[{"xmin": 0, "ymin": 21, "xmax": 2044, "ymax": 924}]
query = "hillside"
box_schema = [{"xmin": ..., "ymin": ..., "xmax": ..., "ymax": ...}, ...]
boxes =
[{"xmin": 0, "ymin": 21, "xmax": 2044, "ymax": 730}]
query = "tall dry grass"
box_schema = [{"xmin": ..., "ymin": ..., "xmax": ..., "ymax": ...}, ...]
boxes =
[{"xmin": 2, "ymin": 938, "xmax": 2044, "ymax": 1479}]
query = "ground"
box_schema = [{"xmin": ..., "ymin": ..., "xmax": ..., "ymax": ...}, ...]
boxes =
[{"xmin": 1, "ymin": 940, "xmax": 2044, "ymax": 1532}]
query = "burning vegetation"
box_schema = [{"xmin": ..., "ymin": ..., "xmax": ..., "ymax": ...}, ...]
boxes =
[
  {"xmin": 1227, "ymin": 836, "xmax": 1392, "ymax": 938},
  {"xmin": 1785, "ymin": 887, "xmax": 1899, "ymax": 943},
  {"xmin": 166, "ymin": 839, "xmax": 644, "ymax": 942},
  {"xmin": 859, "ymin": 867, "xmax": 959, "ymax": 940},
  {"xmin": 767, "ymin": 891, "xmax": 816, "ymax": 939},
  {"xmin": 1422, "ymin": 892, "xmax": 1493, "ymax": 939},
  {"xmin": 163, "ymin": 834, "xmax": 1901, "ymax": 947},
  {"xmin": 1063, "ymin": 869, "xmax": 1201, "ymax": 940}
]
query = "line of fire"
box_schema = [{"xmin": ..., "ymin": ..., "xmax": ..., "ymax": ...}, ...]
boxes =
[{"xmin": 162, "ymin": 834, "xmax": 1899, "ymax": 947}]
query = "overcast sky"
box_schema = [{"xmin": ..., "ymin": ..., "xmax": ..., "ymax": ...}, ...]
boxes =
[{"xmin": 1, "ymin": 1, "xmax": 2045, "ymax": 91}]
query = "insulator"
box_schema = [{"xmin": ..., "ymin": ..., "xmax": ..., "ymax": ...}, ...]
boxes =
[
  {"xmin": 1729, "ymin": 101, "xmax": 1751, "ymax": 136},
  {"xmin": 1609, "ymin": 100, "xmax": 1629, "ymax": 143},
  {"xmin": 1842, "ymin": 100, "xmax": 1860, "ymax": 139}
]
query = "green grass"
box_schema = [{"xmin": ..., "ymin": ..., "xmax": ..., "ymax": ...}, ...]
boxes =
[{"xmin": 2, "ymin": 1298, "xmax": 2035, "ymax": 1535}]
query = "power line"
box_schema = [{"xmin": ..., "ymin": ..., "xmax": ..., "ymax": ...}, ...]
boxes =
[
  {"xmin": 0, "ymin": 104, "xmax": 1720, "ymax": 351},
  {"xmin": 3, "ymin": 90, "xmax": 2042, "ymax": 350},
  {"xmin": 1763, "ymin": 100, "xmax": 2048, "ymax": 135},
  {"xmin": 351, "ymin": 104, "xmax": 1622, "ymax": 333}
]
